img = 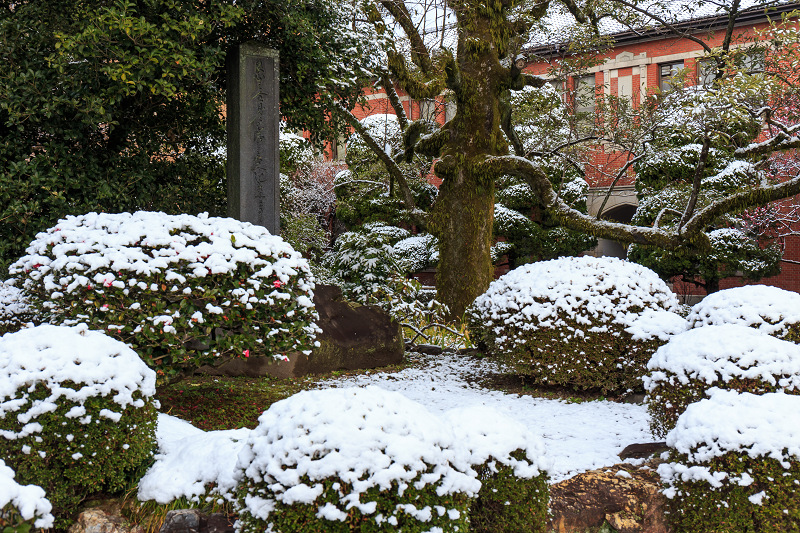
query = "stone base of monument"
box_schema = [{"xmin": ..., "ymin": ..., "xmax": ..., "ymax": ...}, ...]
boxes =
[{"xmin": 198, "ymin": 285, "xmax": 404, "ymax": 379}]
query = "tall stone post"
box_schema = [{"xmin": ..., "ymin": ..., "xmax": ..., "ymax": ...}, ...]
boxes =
[{"xmin": 227, "ymin": 43, "xmax": 280, "ymax": 234}]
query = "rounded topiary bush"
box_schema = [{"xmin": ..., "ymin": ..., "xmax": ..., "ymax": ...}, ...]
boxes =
[
  {"xmin": 659, "ymin": 389, "xmax": 800, "ymax": 532},
  {"xmin": 0, "ymin": 280, "xmax": 34, "ymax": 336},
  {"xmin": 0, "ymin": 458, "xmax": 54, "ymax": 531},
  {"xmin": 687, "ymin": 285, "xmax": 800, "ymax": 343},
  {"xmin": 446, "ymin": 406, "xmax": 549, "ymax": 533},
  {"xmin": 234, "ymin": 386, "xmax": 474, "ymax": 533},
  {"xmin": 0, "ymin": 324, "xmax": 158, "ymax": 528},
  {"xmin": 10, "ymin": 211, "xmax": 320, "ymax": 380},
  {"xmin": 644, "ymin": 324, "xmax": 800, "ymax": 438},
  {"xmin": 234, "ymin": 386, "xmax": 550, "ymax": 533},
  {"xmin": 467, "ymin": 256, "xmax": 686, "ymax": 394}
]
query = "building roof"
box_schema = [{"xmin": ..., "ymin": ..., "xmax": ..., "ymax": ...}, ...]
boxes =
[{"xmin": 525, "ymin": 0, "xmax": 799, "ymax": 58}]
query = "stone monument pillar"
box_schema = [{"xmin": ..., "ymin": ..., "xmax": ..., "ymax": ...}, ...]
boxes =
[{"xmin": 227, "ymin": 43, "xmax": 280, "ymax": 234}]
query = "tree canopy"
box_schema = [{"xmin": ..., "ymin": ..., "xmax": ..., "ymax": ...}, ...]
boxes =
[
  {"xmin": 0, "ymin": 0, "xmax": 379, "ymax": 276},
  {"xmin": 340, "ymin": 0, "xmax": 800, "ymax": 317}
]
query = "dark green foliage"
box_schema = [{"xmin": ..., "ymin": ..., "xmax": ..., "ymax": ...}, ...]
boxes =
[
  {"xmin": 0, "ymin": 383, "xmax": 157, "ymax": 529},
  {"xmin": 0, "ymin": 509, "xmax": 36, "ymax": 533},
  {"xmin": 629, "ymin": 88, "xmax": 781, "ymax": 293},
  {"xmin": 0, "ymin": 0, "xmax": 239, "ymax": 277},
  {"xmin": 470, "ymin": 455, "xmax": 550, "ymax": 533},
  {"xmin": 236, "ymin": 475, "xmax": 472, "ymax": 533},
  {"xmin": 648, "ymin": 377, "xmax": 800, "ymax": 439},
  {"xmin": 469, "ymin": 312, "xmax": 664, "ymax": 394},
  {"xmin": 665, "ymin": 451, "xmax": 800, "ymax": 532}
]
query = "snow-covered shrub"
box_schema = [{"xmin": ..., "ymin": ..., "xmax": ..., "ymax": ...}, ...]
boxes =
[
  {"xmin": 467, "ymin": 256, "xmax": 685, "ymax": 394},
  {"xmin": 0, "ymin": 325, "xmax": 157, "ymax": 528},
  {"xmin": 0, "ymin": 280, "xmax": 34, "ymax": 336},
  {"xmin": 10, "ymin": 212, "xmax": 320, "ymax": 380},
  {"xmin": 644, "ymin": 325, "xmax": 800, "ymax": 438},
  {"xmin": 327, "ymin": 223, "xmax": 448, "ymax": 327},
  {"xmin": 0, "ymin": 458, "xmax": 53, "ymax": 531},
  {"xmin": 234, "ymin": 387, "xmax": 549, "ymax": 533},
  {"xmin": 446, "ymin": 407, "xmax": 550, "ymax": 533},
  {"xmin": 659, "ymin": 389, "xmax": 800, "ymax": 532},
  {"xmin": 687, "ymin": 285, "xmax": 800, "ymax": 343}
]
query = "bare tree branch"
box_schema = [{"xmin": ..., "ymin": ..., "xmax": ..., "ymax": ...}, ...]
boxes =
[{"xmin": 333, "ymin": 103, "xmax": 422, "ymax": 218}]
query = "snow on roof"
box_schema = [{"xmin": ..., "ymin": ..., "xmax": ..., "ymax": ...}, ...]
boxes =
[
  {"xmin": 0, "ymin": 458, "xmax": 53, "ymax": 529},
  {"xmin": 687, "ymin": 284, "xmax": 800, "ymax": 337},
  {"xmin": 0, "ymin": 325, "xmax": 156, "ymax": 429},
  {"xmin": 470, "ymin": 256, "xmax": 679, "ymax": 340},
  {"xmin": 527, "ymin": 0, "xmax": 794, "ymax": 49},
  {"xmin": 644, "ymin": 324, "xmax": 800, "ymax": 391}
]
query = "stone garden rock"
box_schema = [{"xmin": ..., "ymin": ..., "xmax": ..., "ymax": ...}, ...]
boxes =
[
  {"xmin": 158, "ymin": 510, "xmax": 234, "ymax": 533},
  {"xmin": 548, "ymin": 461, "xmax": 670, "ymax": 533},
  {"xmin": 68, "ymin": 507, "xmax": 143, "ymax": 533},
  {"xmin": 201, "ymin": 284, "xmax": 403, "ymax": 378}
]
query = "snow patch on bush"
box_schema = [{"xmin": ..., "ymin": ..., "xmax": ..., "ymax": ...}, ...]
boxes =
[
  {"xmin": 471, "ymin": 256, "xmax": 679, "ymax": 345},
  {"xmin": 235, "ymin": 386, "xmax": 548, "ymax": 525},
  {"xmin": 0, "ymin": 324, "xmax": 156, "ymax": 428},
  {"xmin": 659, "ymin": 389, "xmax": 800, "ymax": 487},
  {"xmin": 687, "ymin": 285, "xmax": 800, "ymax": 338},
  {"xmin": 644, "ymin": 325, "xmax": 800, "ymax": 392},
  {"xmin": 0, "ymin": 458, "xmax": 53, "ymax": 529}
]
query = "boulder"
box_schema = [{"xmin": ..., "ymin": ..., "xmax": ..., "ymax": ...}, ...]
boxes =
[
  {"xmin": 548, "ymin": 461, "xmax": 670, "ymax": 533},
  {"xmin": 201, "ymin": 285, "xmax": 403, "ymax": 378},
  {"xmin": 68, "ymin": 507, "xmax": 143, "ymax": 533},
  {"xmin": 158, "ymin": 510, "xmax": 234, "ymax": 533}
]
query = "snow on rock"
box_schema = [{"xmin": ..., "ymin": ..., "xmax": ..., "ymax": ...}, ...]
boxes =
[
  {"xmin": 0, "ymin": 458, "xmax": 54, "ymax": 529},
  {"xmin": 659, "ymin": 389, "xmax": 800, "ymax": 489},
  {"xmin": 0, "ymin": 324, "xmax": 156, "ymax": 433},
  {"xmin": 687, "ymin": 285, "xmax": 800, "ymax": 338},
  {"xmin": 470, "ymin": 256, "xmax": 680, "ymax": 345},
  {"xmin": 644, "ymin": 324, "xmax": 800, "ymax": 391},
  {"xmin": 137, "ymin": 414, "xmax": 249, "ymax": 504}
]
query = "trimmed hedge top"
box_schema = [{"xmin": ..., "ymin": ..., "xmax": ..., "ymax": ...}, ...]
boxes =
[
  {"xmin": 445, "ymin": 406, "xmax": 549, "ymax": 478},
  {"xmin": 0, "ymin": 324, "xmax": 156, "ymax": 425},
  {"xmin": 644, "ymin": 325, "xmax": 800, "ymax": 392},
  {"xmin": 12, "ymin": 211, "xmax": 313, "ymax": 294},
  {"xmin": 0, "ymin": 458, "xmax": 53, "ymax": 529},
  {"xmin": 687, "ymin": 285, "xmax": 800, "ymax": 338},
  {"xmin": 470, "ymin": 256, "xmax": 680, "ymax": 344},
  {"xmin": 660, "ymin": 389, "xmax": 800, "ymax": 484}
]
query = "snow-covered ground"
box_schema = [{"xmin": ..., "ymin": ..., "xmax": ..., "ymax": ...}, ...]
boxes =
[
  {"xmin": 139, "ymin": 351, "xmax": 652, "ymax": 504},
  {"xmin": 318, "ymin": 352, "xmax": 652, "ymax": 482}
]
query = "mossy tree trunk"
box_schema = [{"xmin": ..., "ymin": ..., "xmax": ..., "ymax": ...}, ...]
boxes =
[{"xmin": 427, "ymin": 0, "xmax": 516, "ymax": 319}]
